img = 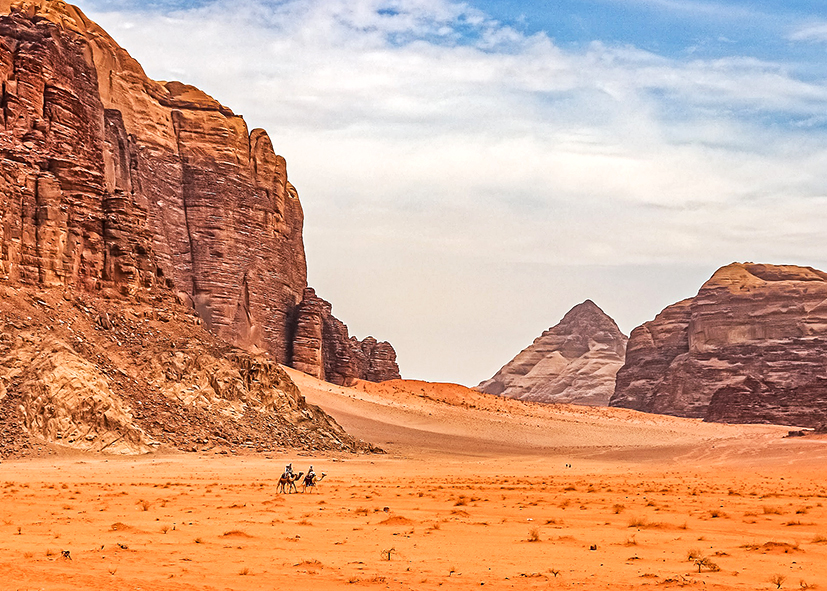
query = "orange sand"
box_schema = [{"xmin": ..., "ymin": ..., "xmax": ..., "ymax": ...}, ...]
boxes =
[{"xmin": 2, "ymin": 370, "xmax": 827, "ymax": 590}]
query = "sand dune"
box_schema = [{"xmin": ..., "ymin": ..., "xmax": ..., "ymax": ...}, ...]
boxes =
[
  {"xmin": 3, "ymin": 369, "xmax": 827, "ymax": 590},
  {"xmin": 286, "ymin": 368, "xmax": 827, "ymax": 467}
]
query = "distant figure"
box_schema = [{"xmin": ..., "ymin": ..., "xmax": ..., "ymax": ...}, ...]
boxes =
[
  {"xmin": 278, "ymin": 468, "xmax": 303, "ymax": 494},
  {"xmin": 302, "ymin": 468, "xmax": 326, "ymax": 493}
]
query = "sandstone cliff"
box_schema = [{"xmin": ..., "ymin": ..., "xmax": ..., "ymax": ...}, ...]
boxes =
[
  {"xmin": 0, "ymin": 0, "xmax": 398, "ymax": 383},
  {"xmin": 292, "ymin": 288, "xmax": 400, "ymax": 386},
  {"xmin": 477, "ymin": 300, "xmax": 628, "ymax": 405},
  {"xmin": 610, "ymin": 263, "xmax": 827, "ymax": 428}
]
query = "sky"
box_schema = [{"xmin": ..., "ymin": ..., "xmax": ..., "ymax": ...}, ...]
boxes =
[{"xmin": 73, "ymin": 0, "xmax": 827, "ymax": 385}]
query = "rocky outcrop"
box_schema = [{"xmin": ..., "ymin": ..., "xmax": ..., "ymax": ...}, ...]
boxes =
[
  {"xmin": 610, "ymin": 263, "xmax": 827, "ymax": 428},
  {"xmin": 0, "ymin": 283, "xmax": 376, "ymax": 457},
  {"xmin": 292, "ymin": 288, "xmax": 400, "ymax": 386},
  {"xmin": 477, "ymin": 300, "xmax": 627, "ymax": 405},
  {"xmin": 0, "ymin": 0, "xmax": 396, "ymax": 384}
]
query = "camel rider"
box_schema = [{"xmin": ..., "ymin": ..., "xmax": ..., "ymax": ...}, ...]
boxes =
[
  {"xmin": 284, "ymin": 463, "xmax": 293, "ymax": 480},
  {"xmin": 305, "ymin": 466, "xmax": 316, "ymax": 486}
]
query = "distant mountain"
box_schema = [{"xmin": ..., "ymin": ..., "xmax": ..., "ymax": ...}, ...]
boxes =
[
  {"xmin": 477, "ymin": 300, "xmax": 628, "ymax": 405},
  {"xmin": 610, "ymin": 263, "xmax": 827, "ymax": 428}
]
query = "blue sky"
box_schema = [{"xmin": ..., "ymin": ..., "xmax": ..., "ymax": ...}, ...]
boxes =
[
  {"xmin": 476, "ymin": 0, "xmax": 823, "ymax": 58},
  {"xmin": 74, "ymin": 0, "xmax": 827, "ymax": 384}
]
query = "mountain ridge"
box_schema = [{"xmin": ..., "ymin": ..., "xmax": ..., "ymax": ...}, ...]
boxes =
[
  {"xmin": 477, "ymin": 299, "xmax": 628, "ymax": 406},
  {"xmin": 610, "ymin": 262, "xmax": 827, "ymax": 428}
]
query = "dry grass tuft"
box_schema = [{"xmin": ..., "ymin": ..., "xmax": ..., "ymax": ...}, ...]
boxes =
[{"xmin": 222, "ymin": 530, "xmax": 253, "ymax": 538}]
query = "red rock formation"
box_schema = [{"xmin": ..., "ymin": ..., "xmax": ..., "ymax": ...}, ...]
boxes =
[
  {"xmin": 477, "ymin": 300, "xmax": 627, "ymax": 405},
  {"xmin": 610, "ymin": 263, "xmax": 827, "ymax": 427},
  {"xmin": 0, "ymin": 1, "xmax": 396, "ymax": 384},
  {"xmin": 292, "ymin": 288, "xmax": 400, "ymax": 386}
]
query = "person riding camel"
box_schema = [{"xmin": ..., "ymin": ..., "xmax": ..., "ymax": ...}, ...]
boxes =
[
  {"xmin": 304, "ymin": 466, "xmax": 315, "ymax": 486},
  {"xmin": 283, "ymin": 463, "xmax": 293, "ymax": 480}
]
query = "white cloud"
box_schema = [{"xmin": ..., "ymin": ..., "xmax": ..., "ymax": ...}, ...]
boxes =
[
  {"xmin": 790, "ymin": 21, "xmax": 827, "ymax": 43},
  {"xmin": 603, "ymin": 0, "xmax": 769, "ymax": 21},
  {"xmin": 74, "ymin": 0, "xmax": 827, "ymax": 383}
]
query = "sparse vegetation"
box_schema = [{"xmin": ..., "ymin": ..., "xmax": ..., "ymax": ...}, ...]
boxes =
[{"xmin": 693, "ymin": 556, "xmax": 720, "ymax": 573}]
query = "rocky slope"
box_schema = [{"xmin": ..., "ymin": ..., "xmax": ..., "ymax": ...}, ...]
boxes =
[
  {"xmin": 0, "ymin": 0, "xmax": 398, "ymax": 384},
  {"xmin": 610, "ymin": 263, "xmax": 827, "ymax": 428},
  {"xmin": 0, "ymin": 283, "xmax": 376, "ymax": 458},
  {"xmin": 477, "ymin": 300, "xmax": 628, "ymax": 405}
]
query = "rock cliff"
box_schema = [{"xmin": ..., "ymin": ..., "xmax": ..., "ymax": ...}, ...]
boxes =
[
  {"xmin": 477, "ymin": 300, "xmax": 628, "ymax": 405},
  {"xmin": 292, "ymin": 288, "xmax": 400, "ymax": 386},
  {"xmin": 0, "ymin": 0, "xmax": 397, "ymax": 383},
  {"xmin": 610, "ymin": 263, "xmax": 827, "ymax": 428}
]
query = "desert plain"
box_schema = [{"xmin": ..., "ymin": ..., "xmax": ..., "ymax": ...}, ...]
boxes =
[{"xmin": 2, "ymin": 371, "xmax": 827, "ymax": 591}]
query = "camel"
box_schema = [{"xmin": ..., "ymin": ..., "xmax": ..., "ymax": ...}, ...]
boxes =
[
  {"xmin": 301, "ymin": 472, "xmax": 326, "ymax": 493},
  {"xmin": 277, "ymin": 471, "xmax": 303, "ymax": 494}
]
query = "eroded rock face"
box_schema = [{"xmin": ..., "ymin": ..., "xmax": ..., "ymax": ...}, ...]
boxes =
[
  {"xmin": 292, "ymin": 288, "xmax": 400, "ymax": 386},
  {"xmin": 0, "ymin": 1, "xmax": 395, "ymax": 384},
  {"xmin": 610, "ymin": 263, "xmax": 827, "ymax": 427},
  {"xmin": 0, "ymin": 284, "xmax": 376, "ymax": 457},
  {"xmin": 477, "ymin": 300, "xmax": 628, "ymax": 405}
]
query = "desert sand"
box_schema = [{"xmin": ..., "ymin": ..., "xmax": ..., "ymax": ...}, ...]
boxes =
[{"xmin": 2, "ymin": 370, "xmax": 827, "ymax": 590}]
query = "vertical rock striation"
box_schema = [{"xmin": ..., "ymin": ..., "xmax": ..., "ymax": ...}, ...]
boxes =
[
  {"xmin": 610, "ymin": 263, "xmax": 827, "ymax": 427},
  {"xmin": 292, "ymin": 288, "xmax": 400, "ymax": 386},
  {"xmin": 0, "ymin": 0, "xmax": 398, "ymax": 383}
]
